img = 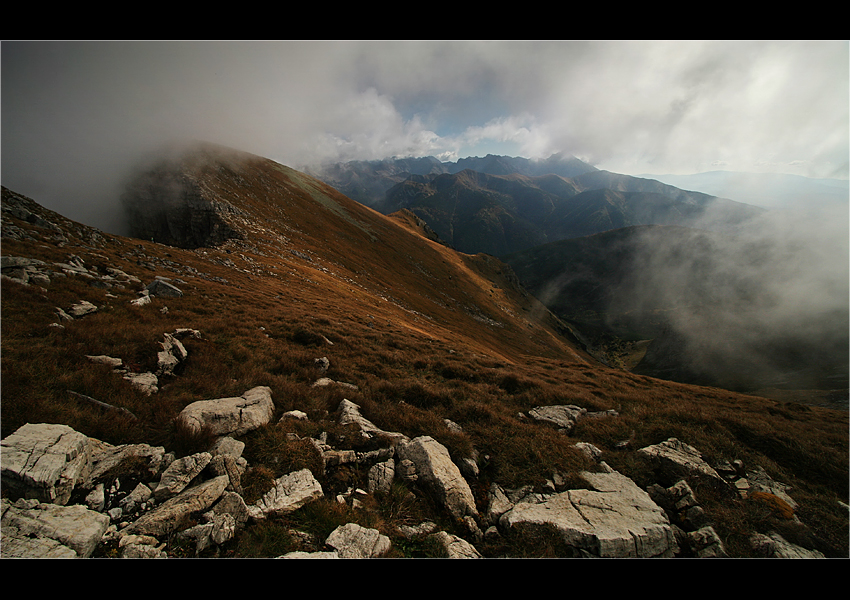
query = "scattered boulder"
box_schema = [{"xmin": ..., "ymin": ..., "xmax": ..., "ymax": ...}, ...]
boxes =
[
  {"xmin": 123, "ymin": 371, "xmax": 159, "ymax": 395},
  {"xmin": 527, "ymin": 405, "xmax": 587, "ymax": 433},
  {"xmin": 146, "ymin": 278, "xmax": 183, "ymax": 298},
  {"xmin": 428, "ymin": 530, "xmax": 482, "ymax": 558},
  {"xmin": 750, "ymin": 532, "xmax": 825, "ymax": 558},
  {"xmin": 499, "ymin": 465, "xmax": 677, "ymax": 558},
  {"xmin": 337, "ymin": 399, "xmax": 406, "ymax": 443},
  {"xmin": 122, "ymin": 475, "xmax": 229, "ymax": 538},
  {"xmin": 1, "ymin": 423, "xmax": 92, "ymax": 505},
  {"xmin": 325, "ymin": 523, "xmax": 391, "ymax": 558},
  {"xmin": 637, "ymin": 438, "xmax": 728, "ymax": 488},
  {"xmin": 68, "ymin": 300, "xmax": 98, "ymax": 317},
  {"xmin": 282, "ymin": 410, "xmax": 308, "ymax": 421},
  {"xmin": 396, "ymin": 436, "xmax": 478, "ymax": 520},
  {"xmin": 178, "ymin": 386, "xmax": 275, "ymax": 437},
  {"xmin": 1, "ymin": 498, "xmax": 110, "ymax": 558},
  {"xmin": 313, "ymin": 377, "xmax": 358, "ymax": 390},
  {"xmin": 248, "ymin": 468, "xmax": 324, "ymax": 519},
  {"xmin": 156, "ymin": 332, "xmax": 188, "ymax": 376}
]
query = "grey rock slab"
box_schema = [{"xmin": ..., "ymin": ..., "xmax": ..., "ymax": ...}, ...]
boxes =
[
  {"xmin": 122, "ymin": 475, "xmax": 229, "ymax": 538},
  {"xmin": 499, "ymin": 467, "xmax": 676, "ymax": 558},
  {"xmin": 178, "ymin": 386, "xmax": 274, "ymax": 436},
  {"xmin": 249, "ymin": 468, "xmax": 324, "ymax": 519},
  {"xmin": 1, "ymin": 423, "xmax": 92, "ymax": 505},
  {"xmin": 154, "ymin": 452, "xmax": 212, "ymax": 501},
  {"xmin": 750, "ymin": 532, "xmax": 825, "ymax": 558},
  {"xmin": 397, "ymin": 436, "xmax": 477, "ymax": 520},
  {"xmin": 123, "ymin": 372, "xmax": 159, "ymax": 395},
  {"xmin": 367, "ymin": 459, "xmax": 395, "ymax": 495},
  {"xmin": 429, "ymin": 530, "xmax": 482, "ymax": 558},
  {"xmin": 637, "ymin": 438, "xmax": 726, "ymax": 486},
  {"xmin": 325, "ymin": 522, "xmax": 391, "ymax": 558},
  {"xmin": 337, "ymin": 399, "xmax": 407, "ymax": 442},
  {"xmin": 528, "ymin": 405, "xmax": 587, "ymax": 432},
  {"xmin": 146, "ymin": 279, "xmax": 183, "ymax": 298},
  {"xmin": 1, "ymin": 498, "xmax": 110, "ymax": 558},
  {"xmin": 68, "ymin": 300, "xmax": 98, "ymax": 317},
  {"xmin": 85, "ymin": 441, "xmax": 168, "ymax": 486}
]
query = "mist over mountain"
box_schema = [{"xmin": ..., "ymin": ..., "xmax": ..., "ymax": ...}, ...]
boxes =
[
  {"xmin": 638, "ymin": 171, "xmax": 849, "ymax": 211},
  {"xmin": 3, "ymin": 141, "xmax": 848, "ymax": 558},
  {"xmin": 504, "ymin": 219, "xmax": 849, "ymax": 392},
  {"xmin": 311, "ymin": 152, "xmax": 847, "ymax": 394}
]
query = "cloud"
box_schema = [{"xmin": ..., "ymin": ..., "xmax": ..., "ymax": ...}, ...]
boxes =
[{"xmin": 2, "ymin": 40, "xmax": 846, "ymax": 233}]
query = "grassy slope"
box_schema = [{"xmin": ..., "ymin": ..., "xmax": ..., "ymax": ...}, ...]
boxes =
[{"xmin": 1, "ymin": 148, "xmax": 847, "ymax": 557}]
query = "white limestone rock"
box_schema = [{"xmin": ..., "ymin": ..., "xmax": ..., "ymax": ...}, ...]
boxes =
[
  {"xmin": 154, "ymin": 452, "xmax": 212, "ymax": 501},
  {"xmin": 325, "ymin": 522, "xmax": 391, "ymax": 558},
  {"xmin": 1, "ymin": 498, "xmax": 110, "ymax": 558},
  {"xmin": 367, "ymin": 459, "xmax": 395, "ymax": 495},
  {"xmin": 750, "ymin": 532, "xmax": 825, "ymax": 558},
  {"xmin": 429, "ymin": 530, "xmax": 482, "ymax": 558},
  {"xmin": 499, "ymin": 467, "xmax": 677, "ymax": 558},
  {"xmin": 249, "ymin": 468, "xmax": 324, "ymax": 519},
  {"xmin": 68, "ymin": 300, "xmax": 98, "ymax": 317},
  {"xmin": 1, "ymin": 423, "xmax": 92, "ymax": 505},
  {"xmin": 396, "ymin": 436, "xmax": 478, "ymax": 520},
  {"xmin": 337, "ymin": 399, "xmax": 407, "ymax": 443},
  {"xmin": 156, "ymin": 332, "xmax": 187, "ymax": 377},
  {"xmin": 637, "ymin": 438, "xmax": 727, "ymax": 486},
  {"xmin": 146, "ymin": 279, "xmax": 183, "ymax": 298},
  {"xmin": 123, "ymin": 475, "xmax": 229, "ymax": 538},
  {"xmin": 527, "ymin": 405, "xmax": 587, "ymax": 433},
  {"xmin": 123, "ymin": 371, "xmax": 159, "ymax": 395},
  {"xmin": 178, "ymin": 386, "xmax": 275, "ymax": 436}
]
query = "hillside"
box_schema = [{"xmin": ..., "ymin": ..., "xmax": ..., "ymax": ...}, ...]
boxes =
[
  {"xmin": 1, "ymin": 143, "xmax": 847, "ymax": 558},
  {"xmin": 373, "ymin": 168, "xmax": 764, "ymax": 256}
]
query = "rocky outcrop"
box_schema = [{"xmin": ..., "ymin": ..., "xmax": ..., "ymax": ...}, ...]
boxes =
[
  {"xmin": 325, "ymin": 523, "xmax": 391, "ymax": 558},
  {"xmin": 396, "ymin": 436, "xmax": 478, "ymax": 520},
  {"xmin": 1, "ymin": 423, "xmax": 92, "ymax": 505},
  {"xmin": 499, "ymin": 463, "xmax": 677, "ymax": 558},
  {"xmin": 123, "ymin": 475, "xmax": 230, "ymax": 538},
  {"xmin": 637, "ymin": 437, "xmax": 728, "ymax": 488},
  {"xmin": 1, "ymin": 498, "xmax": 110, "ymax": 558},
  {"xmin": 526, "ymin": 404, "xmax": 619, "ymax": 434},
  {"xmin": 122, "ymin": 160, "xmax": 244, "ymax": 249},
  {"xmin": 178, "ymin": 386, "xmax": 275, "ymax": 436},
  {"xmin": 247, "ymin": 469, "xmax": 324, "ymax": 519}
]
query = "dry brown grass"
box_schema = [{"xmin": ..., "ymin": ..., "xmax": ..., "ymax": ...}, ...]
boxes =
[{"xmin": 3, "ymin": 167, "xmax": 847, "ymax": 558}]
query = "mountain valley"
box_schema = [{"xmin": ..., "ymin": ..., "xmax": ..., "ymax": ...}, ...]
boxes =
[{"xmin": 1, "ymin": 143, "xmax": 847, "ymax": 558}]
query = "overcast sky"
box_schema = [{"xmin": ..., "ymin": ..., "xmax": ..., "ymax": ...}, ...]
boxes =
[{"xmin": 2, "ymin": 40, "xmax": 848, "ymax": 233}]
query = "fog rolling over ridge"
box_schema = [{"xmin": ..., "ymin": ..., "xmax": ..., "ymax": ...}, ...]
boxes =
[{"xmin": 596, "ymin": 200, "xmax": 848, "ymax": 390}]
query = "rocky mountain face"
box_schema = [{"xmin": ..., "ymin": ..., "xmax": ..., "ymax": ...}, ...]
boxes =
[
  {"xmin": 1, "ymin": 144, "xmax": 847, "ymax": 559},
  {"xmin": 373, "ymin": 168, "xmax": 763, "ymax": 256},
  {"xmin": 306, "ymin": 152, "xmax": 598, "ymax": 210}
]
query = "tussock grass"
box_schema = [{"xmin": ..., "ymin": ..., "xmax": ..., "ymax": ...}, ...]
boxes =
[{"xmin": 3, "ymin": 180, "xmax": 847, "ymax": 558}]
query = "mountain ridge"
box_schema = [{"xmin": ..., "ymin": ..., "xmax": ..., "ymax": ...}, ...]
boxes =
[{"xmin": 2, "ymin": 142, "xmax": 847, "ymax": 559}]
